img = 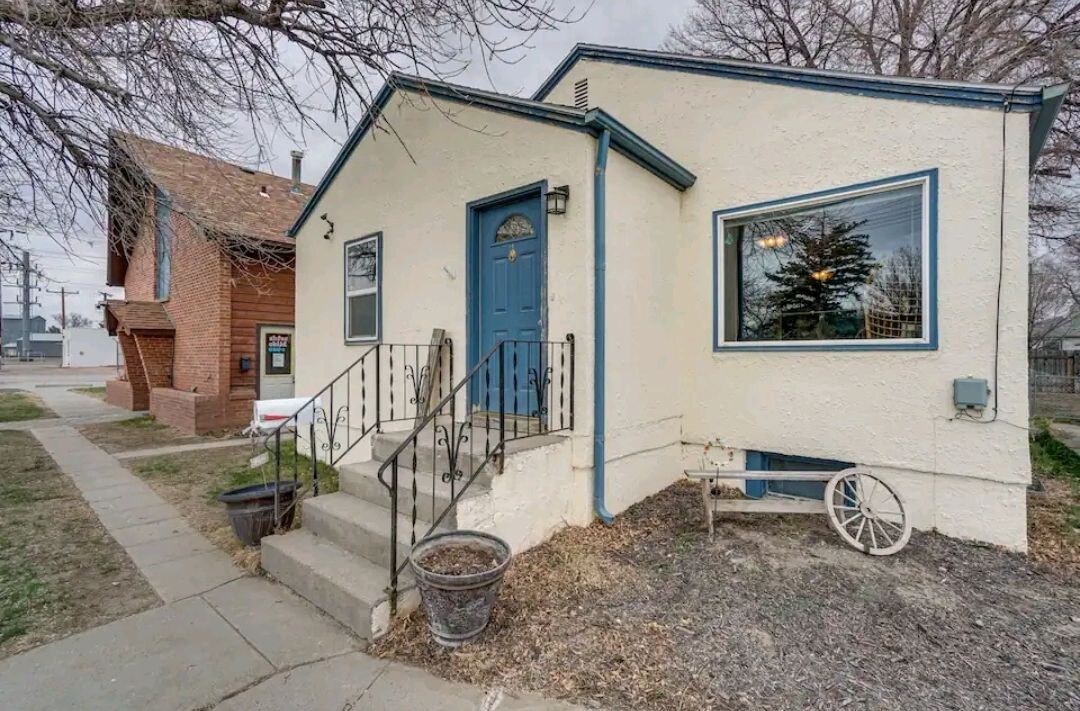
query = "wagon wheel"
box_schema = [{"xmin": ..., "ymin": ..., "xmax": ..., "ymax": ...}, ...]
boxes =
[{"xmin": 825, "ymin": 469, "xmax": 911, "ymax": 556}]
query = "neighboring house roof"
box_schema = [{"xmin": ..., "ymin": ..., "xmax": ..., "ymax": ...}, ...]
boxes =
[
  {"xmin": 288, "ymin": 72, "xmax": 696, "ymax": 238},
  {"xmin": 112, "ymin": 133, "xmax": 314, "ymax": 245},
  {"xmin": 104, "ymin": 300, "xmax": 175, "ymax": 336},
  {"xmin": 1039, "ymin": 313, "xmax": 1080, "ymax": 339},
  {"xmin": 532, "ymin": 44, "xmax": 1069, "ymax": 168}
]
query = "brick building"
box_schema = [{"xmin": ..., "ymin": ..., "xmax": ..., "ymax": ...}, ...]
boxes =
[{"xmin": 104, "ymin": 133, "xmax": 310, "ymax": 433}]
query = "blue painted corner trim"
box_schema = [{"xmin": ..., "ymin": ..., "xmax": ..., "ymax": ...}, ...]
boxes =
[
  {"xmin": 1029, "ymin": 83, "xmax": 1070, "ymax": 170},
  {"xmin": 287, "ymin": 73, "xmax": 695, "ymax": 238},
  {"xmin": 593, "ymin": 129, "xmax": 614, "ymax": 525},
  {"xmin": 712, "ymin": 168, "xmax": 938, "ymax": 353}
]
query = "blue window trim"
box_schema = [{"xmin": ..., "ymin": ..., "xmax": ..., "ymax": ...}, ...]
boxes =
[
  {"xmin": 343, "ymin": 232, "xmax": 382, "ymax": 344},
  {"xmin": 712, "ymin": 168, "xmax": 938, "ymax": 352},
  {"xmin": 745, "ymin": 450, "xmax": 854, "ymax": 499},
  {"xmin": 465, "ymin": 180, "xmax": 548, "ymax": 373}
]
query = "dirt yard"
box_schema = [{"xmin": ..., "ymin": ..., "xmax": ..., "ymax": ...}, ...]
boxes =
[
  {"xmin": 0, "ymin": 431, "xmax": 157, "ymax": 659},
  {"xmin": 128, "ymin": 443, "xmax": 338, "ymax": 565},
  {"xmin": 77, "ymin": 416, "xmax": 232, "ymax": 453},
  {"xmin": 371, "ymin": 480, "xmax": 1080, "ymax": 710}
]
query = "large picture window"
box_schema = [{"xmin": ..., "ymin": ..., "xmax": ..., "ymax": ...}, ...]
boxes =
[
  {"xmin": 715, "ymin": 171, "xmax": 936, "ymax": 350},
  {"xmin": 345, "ymin": 233, "xmax": 380, "ymax": 342}
]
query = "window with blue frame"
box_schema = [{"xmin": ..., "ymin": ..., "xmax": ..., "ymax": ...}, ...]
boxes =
[
  {"xmin": 344, "ymin": 233, "xmax": 380, "ymax": 342},
  {"xmin": 154, "ymin": 188, "xmax": 172, "ymax": 300},
  {"xmin": 716, "ymin": 172, "xmax": 935, "ymax": 349}
]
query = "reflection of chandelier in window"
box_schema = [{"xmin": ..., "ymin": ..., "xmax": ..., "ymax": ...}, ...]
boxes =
[
  {"xmin": 756, "ymin": 233, "xmax": 788, "ymax": 249},
  {"xmin": 495, "ymin": 214, "xmax": 534, "ymax": 242}
]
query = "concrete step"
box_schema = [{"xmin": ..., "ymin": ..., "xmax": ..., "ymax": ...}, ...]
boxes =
[
  {"xmin": 302, "ymin": 492, "xmax": 443, "ymax": 570},
  {"xmin": 338, "ymin": 459, "xmax": 489, "ymax": 527},
  {"xmin": 371, "ymin": 422, "xmax": 498, "ymax": 483},
  {"xmin": 261, "ymin": 530, "xmax": 417, "ymax": 640},
  {"xmin": 372, "ymin": 423, "xmax": 565, "ymax": 483}
]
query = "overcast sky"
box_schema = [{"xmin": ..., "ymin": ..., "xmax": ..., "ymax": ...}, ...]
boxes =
[{"xmin": 6, "ymin": 0, "xmax": 696, "ymax": 330}]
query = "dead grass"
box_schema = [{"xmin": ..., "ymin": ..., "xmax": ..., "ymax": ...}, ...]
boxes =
[
  {"xmin": 1028, "ymin": 422, "xmax": 1080, "ymax": 573},
  {"xmin": 128, "ymin": 445, "xmax": 266, "ymax": 565},
  {"xmin": 0, "ymin": 389, "xmax": 57, "ymax": 422},
  {"xmin": 128, "ymin": 444, "xmax": 339, "ymax": 570},
  {"xmin": 371, "ymin": 481, "xmax": 1080, "ymax": 711},
  {"xmin": 0, "ymin": 431, "xmax": 157, "ymax": 659},
  {"xmin": 77, "ymin": 416, "xmax": 235, "ymax": 453},
  {"xmin": 69, "ymin": 386, "xmax": 107, "ymax": 401}
]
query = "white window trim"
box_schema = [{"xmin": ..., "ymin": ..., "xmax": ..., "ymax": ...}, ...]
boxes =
[
  {"xmin": 714, "ymin": 172, "xmax": 936, "ymax": 351},
  {"xmin": 344, "ymin": 233, "xmax": 380, "ymax": 343}
]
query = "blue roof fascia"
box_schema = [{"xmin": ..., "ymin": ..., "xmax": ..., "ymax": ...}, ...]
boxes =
[
  {"xmin": 1029, "ymin": 83, "xmax": 1070, "ymax": 170},
  {"xmin": 534, "ymin": 45, "xmax": 1046, "ymax": 111},
  {"xmin": 288, "ymin": 73, "xmax": 695, "ymax": 236},
  {"xmin": 585, "ymin": 109, "xmax": 696, "ymax": 190}
]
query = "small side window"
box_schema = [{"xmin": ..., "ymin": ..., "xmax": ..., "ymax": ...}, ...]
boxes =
[
  {"xmin": 154, "ymin": 188, "xmax": 172, "ymax": 300},
  {"xmin": 345, "ymin": 234, "xmax": 380, "ymax": 342}
]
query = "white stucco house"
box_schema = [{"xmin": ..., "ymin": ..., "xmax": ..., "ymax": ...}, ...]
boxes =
[{"xmin": 261, "ymin": 44, "xmax": 1068, "ymax": 641}]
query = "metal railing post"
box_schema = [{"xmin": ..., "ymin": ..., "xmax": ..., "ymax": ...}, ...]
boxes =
[
  {"xmin": 568, "ymin": 334, "xmax": 575, "ymax": 430},
  {"xmin": 310, "ymin": 420, "xmax": 319, "ymax": 496},
  {"xmin": 389, "ymin": 458, "xmax": 399, "ymax": 615},
  {"xmin": 273, "ymin": 430, "xmax": 282, "ymax": 526},
  {"xmin": 375, "ymin": 345, "xmax": 382, "ymax": 432},
  {"xmin": 498, "ymin": 341, "xmax": 506, "ymax": 456}
]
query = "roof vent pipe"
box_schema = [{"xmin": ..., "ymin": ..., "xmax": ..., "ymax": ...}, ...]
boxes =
[{"xmin": 289, "ymin": 150, "xmax": 303, "ymax": 192}]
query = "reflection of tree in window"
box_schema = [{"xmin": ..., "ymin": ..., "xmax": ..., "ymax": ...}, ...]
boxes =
[
  {"xmin": 731, "ymin": 183, "xmax": 923, "ymax": 342},
  {"xmin": 348, "ymin": 243, "xmax": 377, "ymax": 285},
  {"xmin": 865, "ymin": 247, "xmax": 922, "ymax": 339},
  {"xmin": 742, "ymin": 212, "xmax": 874, "ymax": 340}
]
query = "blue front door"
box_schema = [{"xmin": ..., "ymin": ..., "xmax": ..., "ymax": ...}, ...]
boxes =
[{"xmin": 475, "ymin": 190, "xmax": 544, "ymax": 414}]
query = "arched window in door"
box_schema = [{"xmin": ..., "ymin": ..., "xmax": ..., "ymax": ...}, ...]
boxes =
[{"xmin": 494, "ymin": 214, "xmax": 534, "ymax": 242}]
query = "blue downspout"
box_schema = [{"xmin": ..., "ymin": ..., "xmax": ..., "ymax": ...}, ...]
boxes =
[{"xmin": 593, "ymin": 129, "xmax": 614, "ymax": 524}]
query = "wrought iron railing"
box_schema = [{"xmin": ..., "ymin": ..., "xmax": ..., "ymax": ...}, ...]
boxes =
[
  {"xmin": 378, "ymin": 335, "xmax": 575, "ymax": 610},
  {"xmin": 263, "ymin": 339, "xmax": 453, "ymax": 525}
]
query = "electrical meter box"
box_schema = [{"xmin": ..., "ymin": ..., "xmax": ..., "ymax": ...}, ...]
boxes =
[{"xmin": 953, "ymin": 377, "xmax": 989, "ymax": 409}]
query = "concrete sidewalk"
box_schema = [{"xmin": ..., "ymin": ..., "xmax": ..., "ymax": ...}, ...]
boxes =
[
  {"xmin": 33, "ymin": 425, "xmax": 243, "ymax": 602},
  {"xmin": 0, "ymin": 380, "xmax": 143, "ymax": 430},
  {"xmin": 1, "ymin": 422, "xmax": 581, "ymax": 711}
]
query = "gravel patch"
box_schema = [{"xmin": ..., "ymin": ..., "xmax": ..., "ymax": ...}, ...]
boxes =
[{"xmin": 372, "ymin": 481, "xmax": 1080, "ymax": 710}]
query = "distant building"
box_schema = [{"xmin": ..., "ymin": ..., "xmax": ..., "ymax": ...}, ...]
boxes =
[
  {"xmin": 1033, "ymin": 312, "xmax": 1080, "ymax": 353},
  {"xmin": 0, "ymin": 316, "xmax": 48, "ymax": 348},
  {"xmin": 2, "ymin": 332, "xmax": 63, "ymax": 359}
]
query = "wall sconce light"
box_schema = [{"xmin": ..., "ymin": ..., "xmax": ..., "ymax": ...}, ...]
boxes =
[
  {"xmin": 320, "ymin": 212, "xmax": 335, "ymax": 240},
  {"xmin": 546, "ymin": 185, "xmax": 569, "ymax": 215}
]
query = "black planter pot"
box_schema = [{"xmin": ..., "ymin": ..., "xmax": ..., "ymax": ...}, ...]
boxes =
[
  {"xmin": 216, "ymin": 481, "xmax": 299, "ymax": 547},
  {"xmin": 409, "ymin": 530, "xmax": 511, "ymax": 648}
]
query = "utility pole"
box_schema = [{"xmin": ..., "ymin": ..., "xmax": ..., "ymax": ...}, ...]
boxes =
[
  {"xmin": 46, "ymin": 286, "xmax": 79, "ymax": 330},
  {"xmin": 20, "ymin": 250, "xmax": 31, "ymax": 361}
]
